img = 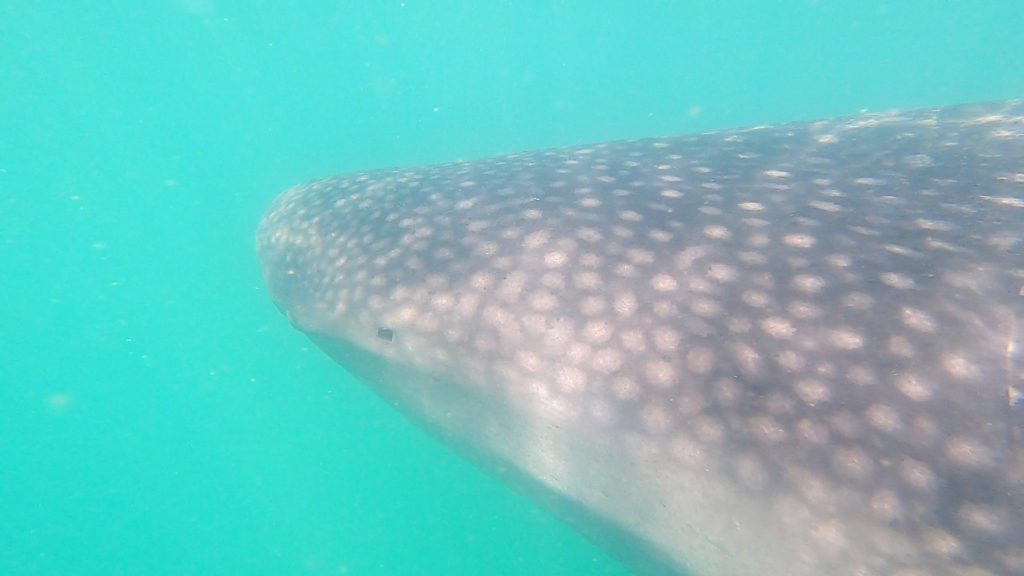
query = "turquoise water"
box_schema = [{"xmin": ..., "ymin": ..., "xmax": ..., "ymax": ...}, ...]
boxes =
[{"xmin": 2, "ymin": 2, "xmax": 1022, "ymax": 575}]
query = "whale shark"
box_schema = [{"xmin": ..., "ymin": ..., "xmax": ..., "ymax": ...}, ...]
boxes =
[{"xmin": 257, "ymin": 100, "xmax": 1024, "ymax": 576}]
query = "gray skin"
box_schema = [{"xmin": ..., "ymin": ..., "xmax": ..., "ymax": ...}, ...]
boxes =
[{"xmin": 257, "ymin": 101, "xmax": 1024, "ymax": 576}]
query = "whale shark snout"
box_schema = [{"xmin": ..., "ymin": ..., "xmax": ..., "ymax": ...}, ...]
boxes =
[{"xmin": 258, "ymin": 101, "xmax": 1024, "ymax": 576}]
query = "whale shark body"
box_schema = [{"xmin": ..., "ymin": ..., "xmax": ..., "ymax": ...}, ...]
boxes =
[{"xmin": 257, "ymin": 101, "xmax": 1024, "ymax": 576}]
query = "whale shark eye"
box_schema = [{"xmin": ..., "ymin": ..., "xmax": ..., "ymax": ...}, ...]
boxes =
[{"xmin": 376, "ymin": 328, "xmax": 395, "ymax": 342}]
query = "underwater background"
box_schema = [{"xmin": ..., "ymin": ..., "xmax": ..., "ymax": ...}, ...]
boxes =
[{"xmin": 2, "ymin": 1, "xmax": 1023, "ymax": 574}]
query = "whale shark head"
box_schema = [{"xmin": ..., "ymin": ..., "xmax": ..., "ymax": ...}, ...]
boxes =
[{"xmin": 258, "ymin": 101, "xmax": 1024, "ymax": 576}]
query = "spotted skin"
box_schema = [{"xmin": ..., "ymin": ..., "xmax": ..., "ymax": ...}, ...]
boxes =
[{"xmin": 258, "ymin": 101, "xmax": 1024, "ymax": 576}]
